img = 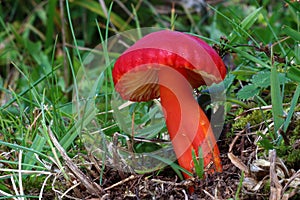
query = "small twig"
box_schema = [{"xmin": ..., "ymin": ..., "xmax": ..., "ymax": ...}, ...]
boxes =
[
  {"xmin": 181, "ymin": 189, "xmax": 189, "ymax": 200},
  {"xmin": 202, "ymin": 189, "xmax": 215, "ymax": 199},
  {"xmin": 234, "ymin": 103, "xmax": 290, "ymax": 121},
  {"xmin": 104, "ymin": 175, "xmax": 137, "ymax": 191},
  {"xmin": 240, "ymin": 131, "xmax": 245, "ymax": 160},
  {"xmin": 150, "ymin": 178, "xmax": 193, "ymax": 187},
  {"xmin": 114, "ymin": 0, "xmax": 133, "ymax": 19},
  {"xmin": 228, "ymin": 134, "xmax": 239, "ymax": 153},
  {"xmin": 88, "ymin": 153, "xmax": 103, "ymax": 175},
  {"xmin": 61, "ymin": 181, "xmax": 81, "ymax": 199},
  {"xmin": 282, "ymin": 170, "xmax": 300, "ymax": 194}
]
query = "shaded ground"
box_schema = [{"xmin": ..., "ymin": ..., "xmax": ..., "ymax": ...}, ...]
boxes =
[
  {"xmin": 87, "ymin": 129, "xmax": 299, "ymax": 200},
  {"xmin": 45, "ymin": 123, "xmax": 300, "ymax": 200}
]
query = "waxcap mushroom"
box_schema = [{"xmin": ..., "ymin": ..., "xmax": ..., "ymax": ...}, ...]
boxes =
[
  {"xmin": 113, "ymin": 30, "xmax": 226, "ymax": 102},
  {"xmin": 112, "ymin": 30, "xmax": 225, "ymax": 184}
]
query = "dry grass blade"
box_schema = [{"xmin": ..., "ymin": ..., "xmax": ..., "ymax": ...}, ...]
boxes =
[
  {"xmin": 18, "ymin": 150, "xmax": 24, "ymax": 199},
  {"xmin": 228, "ymin": 153, "xmax": 249, "ymax": 174},
  {"xmin": 47, "ymin": 126, "xmax": 102, "ymax": 196},
  {"xmin": 98, "ymin": 0, "xmax": 117, "ymax": 33},
  {"xmin": 228, "ymin": 134, "xmax": 249, "ymax": 174}
]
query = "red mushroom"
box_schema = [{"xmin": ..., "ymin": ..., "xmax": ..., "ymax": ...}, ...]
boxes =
[{"xmin": 112, "ymin": 30, "xmax": 226, "ymax": 180}]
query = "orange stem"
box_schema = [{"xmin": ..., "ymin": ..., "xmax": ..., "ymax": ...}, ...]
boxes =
[{"xmin": 158, "ymin": 67, "xmax": 222, "ymax": 180}]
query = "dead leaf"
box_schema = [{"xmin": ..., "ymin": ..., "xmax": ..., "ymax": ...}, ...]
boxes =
[{"xmin": 228, "ymin": 152, "xmax": 249, "ymax": 174}]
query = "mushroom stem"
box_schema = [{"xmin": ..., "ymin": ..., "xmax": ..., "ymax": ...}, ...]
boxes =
[{"xmin": 158, "ymin": 67, "xmax": 222, "ymax": 179}]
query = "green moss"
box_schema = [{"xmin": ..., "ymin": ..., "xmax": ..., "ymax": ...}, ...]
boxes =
[
  {"xmin": 232, "ymin": 109, "xmax": 271, "ymax": 130},
  {"xmin": 276, "ymin": 135, "xmax": 300, "ymax": 169},
  {"xmin": 263, "ymin": 180, "xmax": 271, "ymax": 194},
  {"xmin": 274, "ymin": 116, "xmax": 300, "ymax": 169}
]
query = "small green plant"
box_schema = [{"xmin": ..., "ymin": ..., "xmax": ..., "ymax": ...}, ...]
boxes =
[
  {"xmin": 236, "ymin": 71, "xmax": 288, "ymax": 100},
  {"xmin": 191, "ymin": 147, "xmax": 204, "ymax": 179}
]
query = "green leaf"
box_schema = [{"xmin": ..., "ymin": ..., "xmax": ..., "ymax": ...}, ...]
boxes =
[
  {"xmin": 257, "ymin": 133, "xmax": 274, "ymax": 150},
  {"xmin": 237, "ymin": 84, "xmax": 260, "ymax": 100},
  {"xmin": 136, "ymin": 121, "xmax": 165, "ymax": 139},
  {"xmin": 282, "ymin": 25, "xmax": 300, "ymax": 41},
  {"xmin": 287, "ymin": 66, "xmax": 300, "ymax": 83},
  {"xmin": 252, "ymin": 71, "xmax": 271, "ymax": 88}
]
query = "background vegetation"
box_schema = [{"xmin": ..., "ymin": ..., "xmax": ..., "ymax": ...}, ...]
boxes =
[{"xmin": 0, "ymin": 0, "xmax": 299, "ymax": 199}]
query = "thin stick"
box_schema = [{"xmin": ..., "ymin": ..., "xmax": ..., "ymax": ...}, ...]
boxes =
[{"xmin": 104, "ymin": 175, "xmax": 136, "ymax": 191}]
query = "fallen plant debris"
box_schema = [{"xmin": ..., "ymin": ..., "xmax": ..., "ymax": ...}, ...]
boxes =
[{"xmin": 42, "ymin": 125, "xmax": 299, "ymax": 199}]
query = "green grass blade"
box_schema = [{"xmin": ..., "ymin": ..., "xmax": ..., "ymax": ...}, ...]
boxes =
[
  {"xmin": 0, "ymin": 160, "xmax": 46, "ymax": 170},
  {"xmin": 131, "ymin": 5, "xmax": 142, "ymax": 39},
  {"xmin": 230, "ymin": 47, "xmax": 270, "ymax": 69},
  {"xmin": 287, "ymin": 66, "xmax": 300, "ymax": 83},
  {"xmin": 45, "ymin": 0, "xmax": 58, "ymax": 50},
  {"xmin": 0, "ymin": 141, "xmax": 49, "ymax": 159},
  {"xmin": 208, "ymin": 5, "xmax": 260, "ymax": 46},
  {"xmin": 283, "ymin": 84, "xmax": 300, "ymax": 132},
  {"xmin": 58, "ymin": 48, "xmax": 79, "ymax": 150},
  {"xmin": 0, "ymin": 66, "xmax": 60, "ymax": 110},
  {"xmin": 192, "ymin": 148, "xmax": 204, "ymax": 179},
  {"xmin": 23, "ymin": 134, "xmax": 47, "ymax": 170},
  {"xmin": 235, "ymin": 171, "xmax": 245, "ymax": 200},
  {"xmin": 283, "ymin": 25, "xmax": 300, "ymax": 41},
  {"xmin": 71, "ymin": 0, "xmax": 131, "ymax": 30},
  {"xmin": 228, "ymin": 7, "xmax": 262, "ymax": 43},
  {"xmin": 259, "ymin": 7, "xmax": 286, "ymax": 54},
  {"xmin": 270, "ymin": 50, "xmax": 284, "ymax": 138}
]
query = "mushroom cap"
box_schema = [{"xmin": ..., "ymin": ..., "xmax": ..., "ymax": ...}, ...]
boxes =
[{"xmin": 112, "ymin": 30, "xmax": 226, "ymax": 101}]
